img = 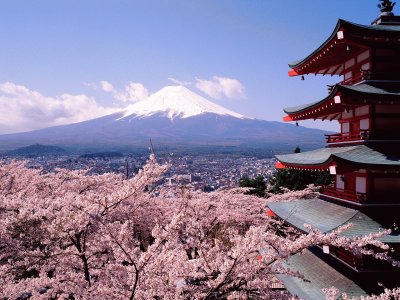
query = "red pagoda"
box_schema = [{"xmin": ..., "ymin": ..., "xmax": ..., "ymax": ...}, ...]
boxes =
[{"xmin": 268, "ymin": 1, "xmax": 400, "ymax": 298}]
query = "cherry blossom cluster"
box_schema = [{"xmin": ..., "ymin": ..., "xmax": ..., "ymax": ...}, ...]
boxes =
[
  {"xmin": 323, "ymin": 286, "xmax": 400, "ymax": 300},
  {"xmin": 0, "ymin": 157, "xmax": 398, "ymax": 299},
  {"xmin": 265, "ymin": 184, "xmax": 320, "ymax": 203}
]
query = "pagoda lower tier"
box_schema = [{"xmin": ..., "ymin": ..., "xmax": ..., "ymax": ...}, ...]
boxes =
[
  {"xmin": 278, "ymin": 246, "xmax": 400, "ymax": 298},
  {"xmin": 267, "ymin": 198, "xmax": 400, "ymax": 294},
  {"xmin": 275, "ymin": 249, "xmax": 367, "ymax": 299},
  {"xmin": 282, "ymin": 81, "xmax": 400, "ymax": 146},
  {"xmin": 276, "ymin": 145, "xmax": 400, "ymax": 207}
]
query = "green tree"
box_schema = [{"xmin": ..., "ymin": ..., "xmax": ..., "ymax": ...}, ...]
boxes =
[{"xmin": 239, "ymin": 175, "xmax": 266, "ymax": 197}]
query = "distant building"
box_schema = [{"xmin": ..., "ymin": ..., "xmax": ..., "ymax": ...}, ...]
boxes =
[
  {"xmin": 268, "ymin": 2, "xmax": 400, "ymax": 298},
  {"xmin": 167, "ymin": 174, "xmax": 202, "ymax": 186}
]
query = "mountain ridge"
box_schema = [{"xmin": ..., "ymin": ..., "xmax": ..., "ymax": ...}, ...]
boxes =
[
  {"xmin": 0, "ymin": 86, "xmax": 329, "ymax": 152},
  {"xmin": 6, "ymin": 144, "xmax": 66, "ymax": 156}
]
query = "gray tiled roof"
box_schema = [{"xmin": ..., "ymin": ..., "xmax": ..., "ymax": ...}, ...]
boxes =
[
  {"xmin": 334, "ymin": 145, "xmax": 400, "ymax": 166},
  {"xmin": 275, "ymin": 145, "xmax": 400, "ymax": 167},
  {"xmin": 344, "ymin": 83, "xmax": 400, "ymax": 95},
  {"xmin": 353, "ymin": 21, "xmax": 400, "ymax": 32},
  {"xmin": 276, "ymin": 250, "xmax": 367, "ymax": 300},
  {"xmin": 283, "ymin": 100, "xmax": 322, "ymax": 114},
  {"xmin": 289, "ymin": 19, "xmax": 400, "ymax": 68},
  {"xmin": 275, "ymin": 146, "xmax": 356, "ymax": 166},
  {"xmin": 283, "ymin": 83, "xmax": 400, "ymax": 114},
  {"xmin": 268, "ymin": 198, "xmax": 400, "ymax": 243}
]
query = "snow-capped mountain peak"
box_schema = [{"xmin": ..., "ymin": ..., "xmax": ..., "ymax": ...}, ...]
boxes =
[{"xmin": 119, "ymin": 85, "xmax": 246, "ymax": 120}]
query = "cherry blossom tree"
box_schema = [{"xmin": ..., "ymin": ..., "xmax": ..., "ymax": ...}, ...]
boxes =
[
  {"xmin": 0, "ymin": 156, "xmax": 398, "ymax": 299},
  {"xmin": 265, "ymin": 184, "xmax": 320, "ymax": 203},
  {"xmin": 323, "ymin": 286, "xmax": 400, "ymax": 300}
]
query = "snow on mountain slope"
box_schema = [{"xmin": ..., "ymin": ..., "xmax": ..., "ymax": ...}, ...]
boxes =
[
  {"xmin": 0, "ymin": 85, "xmax": 328, "ymax": 152},
  {"xmin": 119, "ymin": 85, "xmax": 247, "ymax": 120}
]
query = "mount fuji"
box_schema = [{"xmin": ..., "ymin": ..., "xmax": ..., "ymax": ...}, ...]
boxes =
[
  {"xmin": 120, "ymin": 85, "xmax": 246, "ymax": 120},
  {"xmin": 0, "ymin": 86, "xmax": 327, "ymax": 152}
]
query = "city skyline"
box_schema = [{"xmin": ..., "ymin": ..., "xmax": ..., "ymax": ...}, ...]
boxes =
[{"xmin": 0, "ymin": 0, "xmax": 388, "ymax": 134}]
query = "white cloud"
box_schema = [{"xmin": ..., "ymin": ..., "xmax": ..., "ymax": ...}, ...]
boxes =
[
  {"xmin": 168, "ymin": 77, "xmax": 192, "ymax": 86},
  {"xmin": 0, "ymin": 82, "xmax": 118, "ymax": 134},
  {"xmin": 97, "ymin": 81, "xmax": 149, "ymax": 103},
  {"xmin": 115, "ymin": 82, "xmax": 149, "ymax": 103},
  {"xmin": 99, "ymin": 80, "xmax": 115, "ymax": 92},
  {"xmin": 195, "ymin": 76, "xmax": 246, "ymax": 100}
]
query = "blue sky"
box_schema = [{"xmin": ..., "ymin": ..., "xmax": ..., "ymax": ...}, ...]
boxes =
[{"xmin": 0, "ymin": 0, "xmax": 390, "ymax": 133}]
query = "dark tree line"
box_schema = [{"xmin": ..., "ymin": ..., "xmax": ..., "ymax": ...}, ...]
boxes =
[{"xmin": 239, "ymin": 147, "xmax": 333, "ymax": 196}]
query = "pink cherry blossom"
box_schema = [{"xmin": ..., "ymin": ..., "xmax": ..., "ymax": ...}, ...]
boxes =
[{"xmin": 0, "ymin": 156, "xmax": 398, "ymax": 299}]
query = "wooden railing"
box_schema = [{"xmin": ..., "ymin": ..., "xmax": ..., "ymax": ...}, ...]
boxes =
[
  {"xmin": 321, "ymin": 186, "xmax": 367, "ymax": 204},
  {"xmin": 325, "ymin": 129, "xmax": 371, "ymax": 144},
  {"xmin": 330, "ymin": 247, "xmax": 364, "ymax": 270},
  {"xmin": 339, "ymin": 72, "xmax": 368, "ymax": 86}
]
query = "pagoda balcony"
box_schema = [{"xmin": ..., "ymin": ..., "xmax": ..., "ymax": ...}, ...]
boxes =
[
  {"xmin": 325, "ymin": 130, "xmax": 371, "ymax": 144},
  {"xmin": 339, "ymin": 72, "xmax": 369, "ymax": 86},
  {"xmin": 328, "ymin": 247, "xmax": 364, "ymax": 270},
  {"xmin": 321, "ymin": 185, "xmax": 367, "ymax": 204}
]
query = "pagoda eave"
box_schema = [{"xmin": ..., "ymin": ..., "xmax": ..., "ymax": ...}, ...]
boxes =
[
  {"xmin": 283, "ymin": 83, "xmax": 400, "ymax": 122},
  {"xmin": 275, "ymin": 145, "xmax": 400, "ymax": 172},
  {"xmin": 276, "ymin": 250, "xmax": 367, "ymax": 300},
  {"xmin": 288, "ymin": 19, "xmax": 400, "ymax": 77},
  {"xmin": 275, "ymin": 161, "xmax": 333, "ymax": 171},
  {"xmin": 283, "ymin": 101, "xmax": 340, "ymax": 122},
  {"xmin": 268, "ymin": 198, "xmax": 400, "ymax": 243}
]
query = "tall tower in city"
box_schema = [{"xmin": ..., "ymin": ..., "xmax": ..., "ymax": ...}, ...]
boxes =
[{"xmin": 268, "ymin": 1, "xmax": 400, "ymax": 298}]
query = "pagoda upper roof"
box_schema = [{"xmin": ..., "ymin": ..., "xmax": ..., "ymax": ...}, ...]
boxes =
[
  {"xmin": 268, "ymin": 198, "xmax": 400, "ymax": 243},
  {"xmin": 283, "ymin": 82, "xmax": 400, "ymax": 120},
  {"xmin": 275, "ymin": 145, "xmax": 400, "ymax": 168},
  {"xmin": 276, "ymin": 250, "xmax": 367, "ymax": 300},
  {"xmin": 288, "ymin": 19, "xmax": 400, "ymax": 76}
]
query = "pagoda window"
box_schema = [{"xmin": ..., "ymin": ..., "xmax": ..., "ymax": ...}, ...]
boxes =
[
  {"xmin": 356, "ymin": 176, "xmax": 367, "ymax": 194},
  {"xmin": 336, "ymin": 175, "xmax": 345, "ymax": 190},
  {"xmin": 359, "ymin": 118, "xmax": 370, "ymax": 130},
  {"xmin": 342, "ymin": 122, "xmax": 350, "ymax": 133}
]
